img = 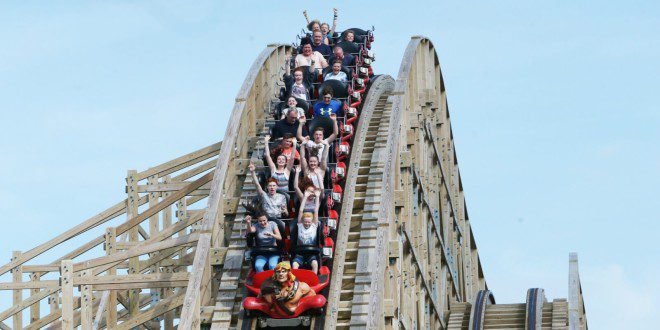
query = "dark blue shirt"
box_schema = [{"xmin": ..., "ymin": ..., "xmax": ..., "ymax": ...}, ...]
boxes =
[
  {"xmin": 312, "ymin": 43, "xmax": 332, "ymax": 57},
  {"xmin": 329, "ymin": 53, "xmax": 355, "ymax": 67},
  {"xmin": 313, "ymin": 99, "xmax": 343, "ymax": 117}
]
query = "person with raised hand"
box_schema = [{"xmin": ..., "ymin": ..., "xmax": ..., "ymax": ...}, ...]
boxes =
[
  {"xmin": 245, "ymin": 213, "xmax": 282, "ymax": 272},
  {"xmin": 248, "ymin": 161, "xmax": 288, "ymax": 232},
  {"xmin": 292, "ymin": 188, "xmax": 321, "ymax": 274},
  {"xmin": 263, "ymin": 135, "xmax": 295, "ymax": 194}
]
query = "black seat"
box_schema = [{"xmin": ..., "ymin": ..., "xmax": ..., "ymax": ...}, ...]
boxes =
[
  {"xmin": 335, "ymin": 41, "xmax": 359, "ymax": 54},
  {"xmin": 318, "ymin": 80, "xmax": 348, "ymax": 99},
  {"xmin": 341, "ymin": 28, "xmax": 368, "ymax": 43},
  {"xmin": 308, "ymin": 116, "xmax": 338, "ymax": 140}
]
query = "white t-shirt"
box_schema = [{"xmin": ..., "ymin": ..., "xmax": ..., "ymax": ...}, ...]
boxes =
[
  {"xmin": 295, "ymin": 52, "xmax": 328, "ymax": 71},
  {"xmin": 297, "ymin": 223, "xmax": 318, "ymax": 245},
  {"xmin": 324, "ymin": 71, "xmax": 348, "ymax": 83}
]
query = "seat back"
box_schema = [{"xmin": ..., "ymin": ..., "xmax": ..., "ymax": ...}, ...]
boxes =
[{"xmin": 318, "ymin": 80, "xmax": 348, "ymax": 99}]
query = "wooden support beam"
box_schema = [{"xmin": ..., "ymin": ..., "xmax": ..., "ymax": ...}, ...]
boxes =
[
  {"xmin": 115, "ymin": 171, "xmax": 213, "ymax": 238},
  {"xmin": 209, "ymin": 247, "xmax": 228, "ymax": 266},
  {"xmin": 411, "ymin": 167, "xmax": 461, "ymax": 297},
  {"xmin": 29, "ymin": 273, "xmax": 39, "ymax": 323},
  {"xmin": 61, "ymin": 260, "xmax": 73, "ymax": 330},
  {"xmin": 136, "ymin": 142, "xmax": 221, "ymax": 181},
  {"xmin": 80, "ymin": 270, "xmax": 93, "ymax": 330},
  {"xmin": 11, "ymin": 251, "xmax": 22, "ymax": 330},
  {"xmin": 0, "ymin": 198, "xmax": 134, "ymax": 276},
  {"xmin": 0, "ymin": 281, "xmax": 59, "ymax": 290},
  {"xmin": 0, "ymin": 288, "xmax": 57, "ymax": 322},
  {"xmin": 74, "ymin": 273, "xmax": 190, "ymax": 286},
  {"xmin": 402, "ymin": 224, "xmax": 446, "ymax": 328},
  {"xmin": 73, "ymin": 233, "xmax": 200, "ymax": 272},
  {"xmin": 115, "ymin": 293, "xmax": 185, "ymax": 330}
]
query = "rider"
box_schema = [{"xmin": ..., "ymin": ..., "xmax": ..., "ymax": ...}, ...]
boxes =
[
  {"xmin": 259, "ymin": 261, "xmax": 316, "ymax": 315},
  {"xmin": 292, "ymin": 188, "xmax": 321, "ymax": 274},
  {"xmin": 324, "ymin": 60, "xmax": 348, "ymax": 84},
  {"xmin": 245, "ymin": 214, "xmax": 283, "ymax": 272},
  {"xmin": 248, "ymin": 162, "xmax": 288, "ymax": 233},
  {"xmin": 263, "ymin": 135, "xmax": 295, "ymax": 194},
  {"xmin": 313, "ymin": 87, "xmax": 343, "ymax": 117}
]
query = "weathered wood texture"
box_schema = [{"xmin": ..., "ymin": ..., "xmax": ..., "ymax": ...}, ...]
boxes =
[{"xmin": 178, "ymin": 43, "xmax": 290, "ymax": 329}]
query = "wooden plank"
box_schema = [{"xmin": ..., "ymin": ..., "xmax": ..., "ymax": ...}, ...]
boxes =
[
  {"xmin": 80, "ymin": 270, "xmax": 93, "ymax": 330},
  {"xmin": 136, "ymin": 142, "xmax": 221, "ymax": 181},
  {"xmin": 22, "ymin": 265, "xmax": 61, "ymax": 273},
  {"xmin": 161, "ymin": 175, "xmax": 175, "ymax": 330},
  {"xmin": 115, "ymin": 171, "xmax": 213, "ymax": 238},
  {"xmin": 324, "ymin": 75, "xmax": 395, "ymax": 329},
  {"xmin": 209, "ymin": 247, "xmax": 228, "ymax": 266},
  {"xmin": 29, "ymin": 273, "xmax": 40, "ymax": 323},
  {"xmin": 89, "ymin": 209, "xmax": 203, "ymax": 277},
  {"xmin": 568, "ymin": 253, "xmax": 582, "ymax": 330},
  {"xmin": 126, "ymin": 170, "xmax": 141, "ymax": 318},
  {"xmin": 61, "ymin": 260, "xmax": 73, "ymax": 330},
  {"xmin": 74, "ymin": 273, "xmax": 190, "ymax": 286},
  {"xmin": 11, "ymin": 251, "xmax": 22, "ymax": 330},
  {"xmin": 115, "ymin": 293, "xmax": 185, "ymax": 330},
  {"xmin": 180, "ymin": 44, "xmax": 287, "ymax": 329},
  {"xmin": 73, "ymin": 233, "xmax": 200, "ymax": 272},
  {"xmin": 0, "ymin": 199, "xmax": 130, "ymax": 276},
  {"xmin": 0, "ymin": 288, "xmax": 57, "ymax": 322},
  {"xmin": 99, "ymin": 227, "xmax": 118, "ymax": 329},
  {"xmin": 0, "ymin": 281, "xmax": 59, "ymax": 290}
]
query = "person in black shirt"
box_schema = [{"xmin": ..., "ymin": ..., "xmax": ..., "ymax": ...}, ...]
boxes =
[{"xmin": 272, "ymin": 108, "xmax": 309, "ymax": 141}]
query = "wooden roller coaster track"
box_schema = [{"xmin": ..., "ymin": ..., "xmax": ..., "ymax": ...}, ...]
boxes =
[{"xmin": 0, "ymin": 36, "xmax": 587, "ymax": 330}]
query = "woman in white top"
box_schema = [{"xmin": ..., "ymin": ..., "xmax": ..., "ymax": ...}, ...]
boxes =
[
  {"xmin": 324, "ymin": 61, "xmax": 348, "ymax": 83},
  {"xmin": 295, "ymin": 43, "xmax": 328, "ymax": 72},
  {"xmin": 300, "ymin": 137, "xmax": 328, "ymax": 192},
  {"xmin": 292, "ymin": 188, "xmax": 321, "ymax": 274}
]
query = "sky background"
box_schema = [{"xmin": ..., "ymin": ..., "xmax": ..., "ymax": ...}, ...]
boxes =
[{"xmin": 1, "ymin": 1, "xmax": 658, "ymax": 328}]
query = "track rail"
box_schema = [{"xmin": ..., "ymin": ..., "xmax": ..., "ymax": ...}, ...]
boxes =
[{"xmin": 324, "ymin": 75, "xmax": 395, "ymax": 329}]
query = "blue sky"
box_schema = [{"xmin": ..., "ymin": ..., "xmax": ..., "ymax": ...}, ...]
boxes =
[{"xmin": 1, "ymin": 1, "xmax": 658, "ymax": 328}]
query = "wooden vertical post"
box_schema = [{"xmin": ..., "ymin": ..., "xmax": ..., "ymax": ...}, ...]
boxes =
[
  {"xmin": 12, "ymin": 251, "xmax": 23, "ymax": 330},
  {"xmin": 61, "ymin": 260, "xmax": 74, "ymax": 330},
  {"xmin": 147, "ymin": 175, "xmax": 161, "ymax": 320},
  {"xmin": 49, "ymin": 292, "xmax": 59, "ymax": 317},
  {"xmin": 29, "ymin": 272, "xmax": 40, "ymax": 323},
  {"xmin": 126, "ymin": 170, "xmax": 141, "ymax": 316},
  {"xmin": 568, "ymin": 253, "xmax": 581, "ymax": 330},
  {"xmin": 80, "ymin": 269, "xmax": 93, "ymax": 330},
  {"xmin": 161, "ymin": 175, "xmax": 175, "ymax": 330},
  {"xmin": 105, "ymin": 227, "xmax": 118, "ymax": 327}
]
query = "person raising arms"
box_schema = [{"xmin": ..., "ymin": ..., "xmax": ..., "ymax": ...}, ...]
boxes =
[{"xmin": 263, "ymin": 135, "xmax": 295, "ymax": 194}]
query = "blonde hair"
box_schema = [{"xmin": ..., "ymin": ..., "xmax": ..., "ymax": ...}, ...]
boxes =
[{"xmin": 302, "ymin": 212, "xmax": 314, "ymax": 219}]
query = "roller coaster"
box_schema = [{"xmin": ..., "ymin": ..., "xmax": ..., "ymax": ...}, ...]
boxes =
[{"xmin": 0, "ymin": 24, "xmax": 588, "ymax": 330}]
